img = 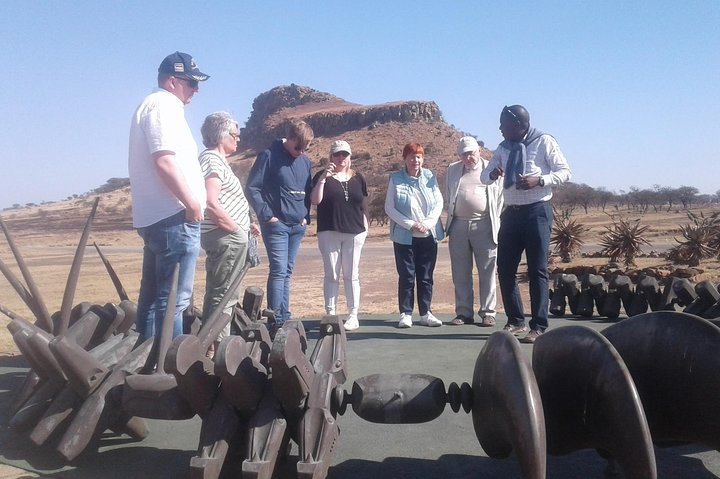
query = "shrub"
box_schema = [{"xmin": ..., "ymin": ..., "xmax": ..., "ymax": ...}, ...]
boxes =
[
  {"xmin": 667, "ymin": 211, "xmax": 720, "ymax": 267},
  {"xmin": 550, "ymin": 209, "xmax": 588, "ymax": 262},
  {"xmin": 599, "ymin": 216, "xmax": 651, "ymax": 267}
]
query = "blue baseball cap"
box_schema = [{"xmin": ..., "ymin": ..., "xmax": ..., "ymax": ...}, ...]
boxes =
[{"xmin": 158, "ymin": 51, "xmax": 210, "ymax": 81}]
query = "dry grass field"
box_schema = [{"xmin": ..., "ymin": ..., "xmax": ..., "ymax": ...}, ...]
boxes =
[{"xmin": 1, "ymin": 197, "xmax": 719, "ymax": 357}]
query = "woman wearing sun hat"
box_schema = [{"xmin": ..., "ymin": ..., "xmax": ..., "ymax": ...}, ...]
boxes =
[{"xmin": 311, "ymin": 140, "xmax": 369, "ymax": 331}]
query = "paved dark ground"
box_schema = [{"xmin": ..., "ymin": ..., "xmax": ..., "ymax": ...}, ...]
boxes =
[{"xmin": 1, "ymin": 313, "xmax": 719, "ymax": 479}]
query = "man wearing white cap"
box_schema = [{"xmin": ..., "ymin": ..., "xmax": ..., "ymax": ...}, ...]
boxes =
[
  {"xmin": 128, "ymin": 51, "xmax": 210, "ymax": 360},
  {"xmin": 445, "ymin": 136, "xmax": 503, "ymax": 327}
]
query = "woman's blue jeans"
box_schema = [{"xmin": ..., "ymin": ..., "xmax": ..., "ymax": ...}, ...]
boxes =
[
  {"xmin": 260, "ymin": 220, "xmax": 307, "ymax": 324},
  {"xmin": 393, "ymin": 236, "xmax": 438, "ymax": 316},
  {"xmin": 136, "ymin": 210, "xmax": 200, "ymax": 341}
]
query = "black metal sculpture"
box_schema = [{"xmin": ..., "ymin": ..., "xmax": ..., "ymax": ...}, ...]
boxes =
[{"xmin": 2, "ymin": 202, "xmax": 720, "ymax": 479}]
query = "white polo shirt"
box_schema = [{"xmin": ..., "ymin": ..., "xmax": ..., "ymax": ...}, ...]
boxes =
[{"xmin": 128, "ymin": 88, "xmax": 206, "ymax": 228}]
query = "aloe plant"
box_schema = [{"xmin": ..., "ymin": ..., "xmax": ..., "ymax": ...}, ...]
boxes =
[
  {"xmin": 667, "ymin": 211, "xmax": 720, "ymax": 267},
  {"xmin": 599, "ymin": 216, "xmax": 651, "ymax": 267},
  {"xmin": 550, "ymin": 209, "xmax": 588, "ymax": 262}
]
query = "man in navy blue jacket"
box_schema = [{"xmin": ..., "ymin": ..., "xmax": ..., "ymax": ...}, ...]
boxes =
[{"xmin": 246, "ymin": 120, "xmax": 314, "ymax": 328}]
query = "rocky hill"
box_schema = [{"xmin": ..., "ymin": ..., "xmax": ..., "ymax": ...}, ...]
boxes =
[
  {"xmin": 240, "ymin": 84, "xmax": 447, "ymax": 151},
  {"xmin": 231, "ymin": 84, "xmax": 491, "ymax": 197}
]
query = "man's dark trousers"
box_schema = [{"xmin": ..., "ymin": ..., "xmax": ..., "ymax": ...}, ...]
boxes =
[{"xmin": 497, "ymin": 201, "xmax": 553, "ymax": 331}]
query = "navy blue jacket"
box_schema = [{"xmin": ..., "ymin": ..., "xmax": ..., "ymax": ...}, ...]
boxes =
[{"xmin": 246, "ymin": 139, "xmax": 312, "ymax": 225}]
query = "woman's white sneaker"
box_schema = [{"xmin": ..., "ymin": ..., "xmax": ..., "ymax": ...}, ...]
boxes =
[
  {"xmin": 398, "ymin": 313, "xmax": 413, "ymax": 328},
  {"xmin": 419, "ymin": 312, "xmax": 442, "ymax": 327},
  {"xmin": 344, "ymin": 315, "xmax": 360, "ymax": 331}
]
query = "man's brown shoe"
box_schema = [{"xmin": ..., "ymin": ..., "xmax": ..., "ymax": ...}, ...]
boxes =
[
  {"xmin": 502, "ymin": 324, "xmax": 528, "ymax": 335},
  {"xmin": 479, "ymin": 316, "xmax": 496, "ymax": 327},
  {"xmin": 520, "ymin": 329, "xmax": 543, "ymax": 344}
]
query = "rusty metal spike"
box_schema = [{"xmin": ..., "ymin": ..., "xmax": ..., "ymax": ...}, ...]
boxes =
[
  {"xmin": 0, "ymin": 214, "xmax": 53, "ymax": 331},
  {"xmin": 55, "ymin": 197, "xmax": 99, "ymax": 336},
  {"xmin": 471, "ymin": 330, "xmax": 546, "ymax": 479},
  {"xmin": 93, "ymin": 242, "xmax": 129, "ymax": 302},
  {"xmin": 1, "ymin": 303, "xmax": 25, "ymax": 321},
  {"xmin": 0, "ymin": 257, "xmax": 49, "ymax": 330},
  {"xmin": 533, "ymin": 325, "xmax": 656, "ymax": 479}
]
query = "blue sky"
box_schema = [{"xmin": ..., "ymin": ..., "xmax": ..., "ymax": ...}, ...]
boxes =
[{"xmin": 2, "ymin": 0, "xmax": 718, "ymax": 209}]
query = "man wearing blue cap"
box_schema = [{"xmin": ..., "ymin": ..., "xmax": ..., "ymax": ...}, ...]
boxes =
[{"xmin": 128, "ymin": 51, "xmax": 210, "ymax": 361}]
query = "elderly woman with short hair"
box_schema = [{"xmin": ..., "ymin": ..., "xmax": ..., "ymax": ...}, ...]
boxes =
[
  {"xmin": 199, "ymin": 111, "xmax": 259, "ymax": 357},
  {"xmin": 385, "ymin": 142, "xmax": 445, "ymax": 329}
]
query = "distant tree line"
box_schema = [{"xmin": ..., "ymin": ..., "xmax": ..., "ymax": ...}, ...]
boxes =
[
  {"xmin": 362, "ymin": 182, "xmax": 719, "ymax": 227},
  {"xmin": 551, "ymin": 183, "xmax": 718, "ymax": 215}
]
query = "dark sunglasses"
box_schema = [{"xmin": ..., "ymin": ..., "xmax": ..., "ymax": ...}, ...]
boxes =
[
  {"xmin": 332, "ymin": 151, "xmax": 350, "ymax": 158},
  {"xmin": 502, "ymin": 105, "xmax": 518, "ymax": 120},
  {"xmin": 175, "ymin": 76, "xmax": 199, "ymax": 89}
]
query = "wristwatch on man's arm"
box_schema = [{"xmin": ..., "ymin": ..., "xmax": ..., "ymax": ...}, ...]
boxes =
[{"xmin": 539, "ymin": 176, "xmax": 545, "ymax": 187}]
